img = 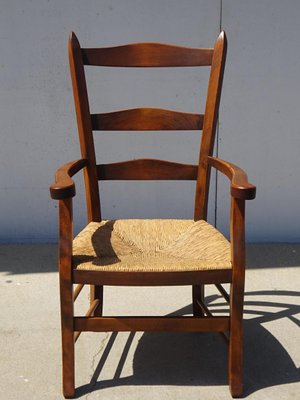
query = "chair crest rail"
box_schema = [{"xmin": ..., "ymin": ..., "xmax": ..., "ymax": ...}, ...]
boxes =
[{"xmin": 81, "ymin": 42, "xmax": 213, "ymax": 67}]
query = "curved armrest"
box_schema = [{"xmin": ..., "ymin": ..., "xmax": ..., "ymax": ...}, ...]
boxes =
[
  {"xmin": 50, "ymin": 159, "xmax": 88, "ymax": 200},
  {"xmin": 207, "ymin": 156, "xmax": 256, "ymax": 200}
]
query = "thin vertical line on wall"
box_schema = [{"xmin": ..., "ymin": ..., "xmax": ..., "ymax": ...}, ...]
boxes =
[{"xmin": 214, "ymin": 0, "xmax": 223, "ymax": 228}]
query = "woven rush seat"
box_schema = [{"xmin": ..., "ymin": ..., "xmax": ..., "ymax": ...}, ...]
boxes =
[
  {"xmin": 49, "ymin": 32, "xmax": 257, "ymax": 397},
  {"xmin": 73, "ymin": 219, "xmax": 232, "ymax": 272}
]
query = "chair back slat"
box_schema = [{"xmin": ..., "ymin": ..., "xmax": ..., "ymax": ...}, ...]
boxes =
[
  {"xmin": 97, "ymin": 159, "xmax": 198, "ymax": 181},
  {"xmin": 91, "ymin": 108, "xmax": 203, "ymax": 131},
  {"xmin": 69, "ymin": 32, "xmax": 227, "ymax": 222},
  {"xmin": 82, "ymin": 43, "xmax": 213, "ymax": 67}
]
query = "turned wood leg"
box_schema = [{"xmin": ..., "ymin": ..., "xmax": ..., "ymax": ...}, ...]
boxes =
[{"xmin": 192, "ymin": 284, "xmax": 205, "ymax": 317}]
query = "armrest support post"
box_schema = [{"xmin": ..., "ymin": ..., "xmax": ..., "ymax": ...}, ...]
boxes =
[{"xmin": 59, "ymin": 198, "xmax": 73, "ymax": 277}]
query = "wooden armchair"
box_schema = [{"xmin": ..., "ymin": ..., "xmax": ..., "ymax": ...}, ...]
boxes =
[{"xmin": 50, "ymin": 31, "xmax": 256, "ymax": 398}]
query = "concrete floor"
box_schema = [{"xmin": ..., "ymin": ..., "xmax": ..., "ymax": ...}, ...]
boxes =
[{"xmin": 0, "ymin": 243, "xmax": 299, "ymax": 399}]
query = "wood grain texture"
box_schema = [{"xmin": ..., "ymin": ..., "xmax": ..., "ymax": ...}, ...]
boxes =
[
  {"xmin": 82, "ymin": 43, "xmax": 213, "ymax": 67},
  {"xmin": 73, "ymin": 269, "xmax": 232, "ymax": 286},
  {"xmin": 50, "ymin": 159, "xmax": 88, "ymax": 200},
  {"xmin": 97, "ymin": 159, "xmax": 198, "ymax": 180},
  {"xmin": 208, "ymin": 156, "xmax": 256, "ymax": 200},
  {"xmin": 74, "ymin": 316, "xmax": 230, "ymax": 332},
  {"xmin": 91, "ymin": 108, "xmax": 204, "ymax": 131},
  {"xmin": 194, "ymin": 31, "xmax": 227, "ymax": 220},
  {"xmin": 69, "ymin": 32, "xmax": 101, "ymax": 221},
  {"xmin": 229, "ymin": 198, "xmax": 246, "ymax": 397},
  {"xmin": 49, "ymin": 31, "xmax": 257, "ymax": 398},
  {"xmin": 58, "ymin": 198, "xmax": 75, "ymax": 398}
]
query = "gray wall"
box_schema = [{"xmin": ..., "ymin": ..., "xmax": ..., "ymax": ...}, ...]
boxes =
[{"xmin": 0, "ymin": 0, "xmax": 299, "ymax": 242}]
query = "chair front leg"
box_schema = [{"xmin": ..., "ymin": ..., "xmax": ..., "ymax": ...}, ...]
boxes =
[
  {"xmin": 229, "ymin": 282, "xmax": 244, "ymax": 398},
  {"xmin": 228, "ymin": 197, "xmax": 246, "ymax": 398},
  {"xmin": 59, "ymin": 198, "xmax": 75, "ymax": 398}
]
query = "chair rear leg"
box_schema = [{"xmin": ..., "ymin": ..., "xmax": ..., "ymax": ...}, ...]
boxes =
[
  {"xmin": 60, "ymin": 279, "xmax": 75, "ymax": 398},
  {"xmin": 90, "ymin": 285, "xmax": 103, "ymax": 316},
  {"xmin": 228, "ymin": 282, "xmax": 244, "ymax": 398},
  {"xmin": 192, "ymin": 284, "xmax": 205, "ymax": 317}
]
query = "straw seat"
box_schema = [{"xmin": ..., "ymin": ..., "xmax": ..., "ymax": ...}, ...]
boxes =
[
  {"xmin": 73, "ymin": 219, "xmax": 232, "ymax": 273},
  {"xmin": 50, "ymin": 31, "xmax": 256, "ymax": 398}
]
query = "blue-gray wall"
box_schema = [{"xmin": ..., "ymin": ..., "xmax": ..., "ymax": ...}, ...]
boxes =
[{"xmin": 0, "ymin": 0, "xmax": 299, "ymax": 242}]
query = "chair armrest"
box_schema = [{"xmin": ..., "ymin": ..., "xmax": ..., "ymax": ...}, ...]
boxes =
[
  {"xmin": 50, "ymin": 159, "xmax": 88, "ymax": 200},
  {"xmin": 207, "ymin": 156, "xmax": 256, "ymax": 200}
]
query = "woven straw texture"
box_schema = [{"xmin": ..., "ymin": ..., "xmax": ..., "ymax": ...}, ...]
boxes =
[{"xmin": 73, "ymin": 219, "xmax": 231, "ymax": 273}]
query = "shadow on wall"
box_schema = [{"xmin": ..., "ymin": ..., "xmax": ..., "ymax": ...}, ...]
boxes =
[{"xmin": 76, "ymin": 290, "xmax": 300, "ymax": 398}]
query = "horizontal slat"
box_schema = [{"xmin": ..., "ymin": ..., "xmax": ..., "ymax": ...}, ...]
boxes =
[
  {"xmin": 82, "ymin": 43, "xmax": 213, "ymax": 67},
  {"xmin": 73, "ymin": 269, "xmax": 232, "ymax": 286},
  {"xmin": 91, "ymin": 108, "xmax": 203, "ymax": 131},
  {"xmin": 74, "ymin": 316, "xmax": 230, "ymax": 332},
  {"xmin": 97, "ymin": 159, "xmax": 198, "ymax": 180}
]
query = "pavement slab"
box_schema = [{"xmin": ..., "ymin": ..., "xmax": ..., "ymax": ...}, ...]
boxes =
[{"xmin": 0, "ymin": 244, "xmax": 299, "ymax": 399}]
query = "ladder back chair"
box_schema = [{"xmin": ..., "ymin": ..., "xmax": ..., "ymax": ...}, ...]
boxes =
[{"xmin": 50, "ymin": 31, "xmax": 256, "ymax": 398}]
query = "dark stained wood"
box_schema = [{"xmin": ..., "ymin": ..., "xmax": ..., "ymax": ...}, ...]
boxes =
[
  {"xmin": 50, "ymin": 159, "xmax": 88, "ymax": 200},
  {"xmin": 73, "ymin": 269, "xmax": 232, "ymax": 286},
  {"xmin": 58, "ymin": 198, "xmax": 75, "ymax": 398},
  {"xmin": 82, "ymin": 43, "xmax": 213, "ymax": 67},
  {"xmin": 192, "ymin": 285, "xmax": 205, "ymax": 317},
  {"xmin": 196, "ymin": 299, "xmax": 212, "ymax": 317},
  {"xmin": 50, "ymin": 31, "xmax": 257, "ymax": 398},
  {"xmin": 73, "ymin": 330, "xmax": 80, "ymax": 343},
  {"xmin": 69, "ymin": 32, "xmax": 101, "ymax": 221},
  {"xmin": 229, "ymin": 197, "xmax": 246, "ymax": 397},
  {"xmin": 97, "ymin": 159, "xmax": 198, "ymax": 181},
  {"xmin": 74, "ymin": 316, "xmax": 230, "ymax": 332},
  {"xmin": 208, "ymin": 156, "xmax": 256, "ymax": 200},
  {"xmin": 215, "ymin": 283, "xmax": 230, "ymax": 304},
  {"xmin": 194, "ymin": 31, "xmax": 227, "ymax": 221},
  {"xmin": 91, "ymin": 108, "xmax": 204, "ymax": 131},
  {"xmin": 90, "ymin": 285, "xmax": 103, "ymax": 317},
  {"xmin": 196, "ymin": 299, "xmax": 230, "ymax": 349},
  {"xmin": 74, "ymin": 299, "xmax": 100, "ymax": 343}
]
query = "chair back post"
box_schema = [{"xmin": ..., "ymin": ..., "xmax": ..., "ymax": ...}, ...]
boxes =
[
  {"xmin": 194, "ymin": 31, "xmax": 227, "ymax": 221},
  {"xmin": 68, "ymin": 32, "xmax": 101, "ymax": 222}
]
